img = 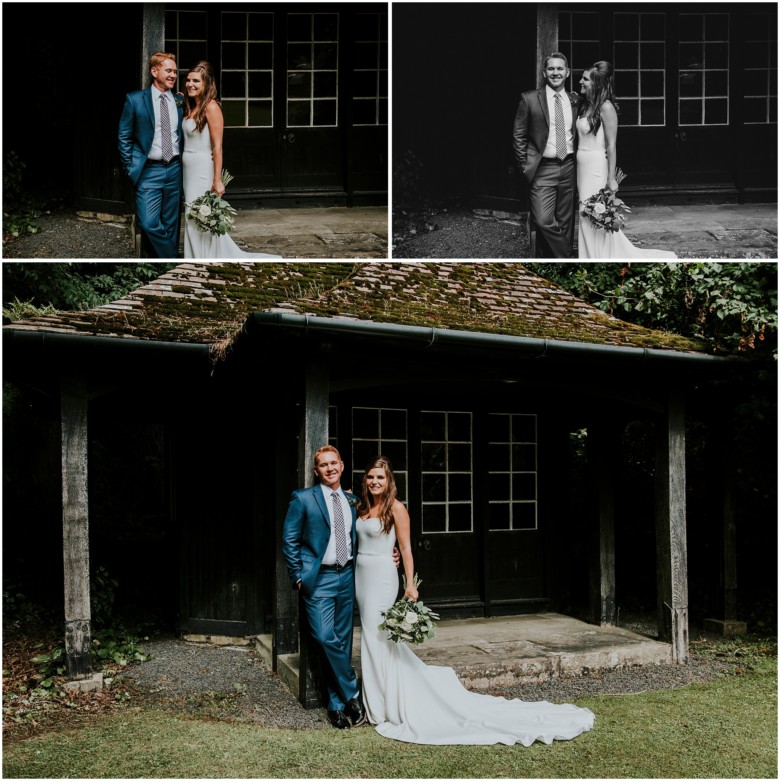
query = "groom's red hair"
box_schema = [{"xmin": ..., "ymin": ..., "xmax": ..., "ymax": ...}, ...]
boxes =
[{"xmin": 149, "ymin": 51, "xmax": 177, "ymax": 71}]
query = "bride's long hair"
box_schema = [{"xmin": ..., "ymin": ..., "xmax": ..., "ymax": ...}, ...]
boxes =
[
  {"xmin": 184, "ymin": 60, "xmax": 219, "ymax": 133},
  {"xmin": 579, "ymin": 60, "xmax": 617, "ymax": 136},
  {"xmin": 359, "ymin": 456, "xmax": 397, "ymax": 534}
]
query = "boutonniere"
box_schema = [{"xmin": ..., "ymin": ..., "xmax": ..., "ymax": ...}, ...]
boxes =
[
  {"xmin": 345, "ymin": 493, "xmax": 360, "ymax": 509},
  {"xmin": 173, "ymin": 92, "xmax": 185, "ymax": 109}
]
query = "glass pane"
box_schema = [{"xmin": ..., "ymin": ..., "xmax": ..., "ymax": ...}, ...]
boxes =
[
  {"xmin": 248, "ymin": 13, "xmax": 273, "ymax": 40},
  {"xmin": 313, "ymin": 43, "xmax": 338, "ymax": 70},
  {"xmin": 248, "ymin": 100, "xmax": 272, "ymax": 127},
  {"xmin": 513, "ymin": 473, "xmax": 536, "ymax": 501},
  {"xmin": 287, "ymin": 100, "xmax": 310, "ymax": 126},
  {"xmin": 487, "ymin": 414, "xmax": 509, "ymax": 442},
  {"xmin": 679, "ymin": 14, "xmax": 703, "ymax": 41},
  {"xmin": 679, "ymin": 98, "xmax": 702, "ymax": 125},
  {"xmin": 222, "ymin": 71, "xmax": 246, "ymax": 98},
  {"xmin": 705, "ymin": 71, "xmax": 728, "ymax": 97},
  {"xmin": 354, "ymin": 13, "xmax": 378, "ymax": 40},
  {"xmin": 743, "ymin": 97, "xmax": 765, "ymax": 123},
  {"xmin": 422, "ymin": 473, "xmax": 446, "ymax": 502},
  {"xmin": 421, "ymin": 442, "xmax": 445, "ymax": 471},
  {"xmin": 489, "ymin": 503, "xmax": 511, "ymax": 531},
  {"xmin": 422, "ymin": 504, "xmax": 445, "ymax": 533},
  {"xmin": 222, "ymin": 12, "xmax": 246, "ymax": 40},
  {"xmin": 249, "ymin": 71, "xmax": 272, "ymax": 98},
  {"xmin": 614, "ymin": 42, "xmax": 638, "ymax": 70},
  {"xmin": 313, "ymin": 99, "xmax": 337, "ymax": 126},
  {"xmin": 572, "ymin": 12, "xmax": 599, "ymax": 39},
  {"xmin": 618, "ymin": 71, "xmax": 639, "ymax": 97},
  {"xmin": 381, "ymin": 409, "xmax": 406, "ymax": 440},
  {"xmin": 513, "ymin": 503, "xmax": 536, "ymax": 530},
  {"xmin": 314, "ymin": 14, "xmax": 338, "ymax": 41},
  {"xmin": 641, "ymin": 14, "xmax": 665, "ymax": 41},
  {"xmin": 222, "ymin": 100, "xmax": 245, "ymax": 127},
  {"xmin": 421, "ymin": 412, "xmax": 445, "ymax": 440},
  {"xmin": 680, "ymin": 70, "xmax": 702, "ymax": 97},
  {"xmin": 448, "ymin": 474, "xmax": 471, "ymax": 502},
  {"xmin": 180, "ymin": 43, "xmax": 205, "ymax": 71},
  {"xmin": 396, "ymin": 473, "xmax": 407, "ymax": 503},
  {"xmin": 379, "ymin": 99, "xmax": 387, "ymax": 124},
  {"xmin": 288, "ymin": 43, "xmax": 312, "ymax": 70},
  {"xmin": 705, "ymin": 98, "xmax": 728, "ymax": 124},
  {"xmin": 706, "ymin": 14, "xmax": 729, "ymax": 41},
  {"xmin": 706, "ymin": 42, "xmax": 729, "ymax": 70},
  {"xmin": 447, "ymin": 443, "xmax": 471, "ymax": 472},
  {"xmin": 512, "ymin": 415, "xmax": 536, "ymax": 442},
  {"xmin": 165, "ymin": 10, "xmax": 177, "ymax": 36},
  {"xmin": 614, "ymin": 13, "xmax": 639, "ymax": 40},
  {"xmin": 353, "ymin": 408, "xmax": 379, "ymax": 438},
  {"xmin": 641, "ymin": 70, "xmax": 664, "ymax": 97},
  {"xmin": 352, "ymin": 99, "xmax": 375, "ymax": 125},
  {"xmin": 512, "ymin": 444, "xmax": 536, "ymax": 471},
  {"xmin": 222, "ymin": 42, "xmax": 246, "ymax": 70},
  {"xmin": 489, "ymin": 472, "xmax": 510, "ymax": 501},
  {"xmin": 314, "ymin": 71, "xmax": 338, "ymax": 98},
  {"xmin": 448, "ymin": 413, "xmax": 471, "ymax": 441},
  {"xmin": 488, "ymin": 443, "xmax": 509, "ymax": 472},
  {"xmin": 680, "ymin": 42, "xmax": 703, "ymax": 69},
  {"xmin": 448, "ymin": 504, "xmax": 472, "ymax": 532},
  {"xmin": 353, "ymin": 70, "xmax": 377, "ymax": 98},
  {"xmin": 382, "ymin": 441, "xmax": 407, "ymax": 470},
  {"xmin": 573, "ymin": 41, "xmax": 601, "ymax": 70},
  {"xmin": 288, "ymin": 14, "xmax": 311, "ymax": 42},
  {"xmin": 179, "ymin": 10, "xmax": 207, "ymax": 39},
  {"xmin": 249, "ymin": 42, "xmax": 273, "ymax": 69},
  {"xmin": 288, "ymin": 71, "xmax": 311, "ymax": 99},
  {"xmin": 642, "ymin": 42, "xmax": 665, "ymax": 70},
  {"xmin": 746, "ymin": 70, "xmax": 769, "ymax": 97},
  {"xmin": 354, "ymin": 42, "xmax": 378, "ymax": 69},
  {"xmin": 559, "ymin": 11, "xmax": 571, "ymax": 40},
  {"xmin": 620, "ymin": 98, "xmax": 639, "ymax": 125},
  {"xmin": 641, "ymin": 99, "xmax": 665, "ymax": 125},
  {"xmin": 353, "ymin": 440, "xmax": 377, "ymax": 471}
]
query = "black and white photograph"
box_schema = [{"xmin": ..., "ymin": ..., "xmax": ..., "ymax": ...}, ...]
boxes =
[
  {"xmin": 392, "ymin": 2, "xmax": 778, "ymax": 259},
  {"xmin": 2, "ymin": 2, "xmax": 389, "ymax": 259}
]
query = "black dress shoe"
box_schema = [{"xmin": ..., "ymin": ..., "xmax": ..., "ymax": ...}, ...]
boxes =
[
  {"xmin": 327, "ymin": 710, "xmax": 351, "ymax": 729},
  {"xmin": 345, "ymin": 696, "xmax": 367, "ymax": 727}
]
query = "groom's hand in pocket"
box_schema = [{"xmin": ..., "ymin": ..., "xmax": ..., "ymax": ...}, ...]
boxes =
[{"xmin": 392, "ymin": 547, "xmax": 400, "ymax": 568}]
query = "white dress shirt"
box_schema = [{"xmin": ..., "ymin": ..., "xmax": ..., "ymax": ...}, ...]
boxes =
[
  {"xmin": 543, "ymin": 84, "xmax": 574, "ymax": 159},
  {"xmin": 148, "ymin": 85, "xmax": 179, "ymax": 161},
  {"xmin": 320, "ymin": 484, "xmax": 353, "ymax": 565}
]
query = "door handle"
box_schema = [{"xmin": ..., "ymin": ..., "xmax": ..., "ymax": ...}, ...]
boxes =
[
  {"xmin": 674, "ymin": 131, "xmax": 688, "ymax": 142},
  {"xmin": 417, "ymin": 539, "xmax": 432, "ymax": 551},
  {"xmin": 283, "ymin": 133, "xmax": 296, "ymax": 144}
]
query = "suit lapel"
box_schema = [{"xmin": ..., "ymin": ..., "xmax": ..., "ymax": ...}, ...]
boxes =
[
  {"xmin": 537, "ymin": 88, "xmax": 550, "ymax": 128},
  {"xmin": 313, "ymin": 486, "xmax": 331, "ymax": 528},
  {"xmin": 142, "ymin": 87, "xmax": 155, "ymax": 131}
]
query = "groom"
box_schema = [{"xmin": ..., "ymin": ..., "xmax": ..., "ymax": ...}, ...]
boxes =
[
  {"xmin": 513, "ymin": 52, "xmax": 579, "ymax": 258},
  {"xmin": 118, "ymin": 51, "xmax": 184, "ymax": 258},
  {"xmin": 282, "ymin": 445, "xmax": 368, "ymax": 729}
]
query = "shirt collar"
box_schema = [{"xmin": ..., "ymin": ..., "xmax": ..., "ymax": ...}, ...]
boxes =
[{"xmin": 546, "ymin": 84, "xmax": 567, "ymax": 101}]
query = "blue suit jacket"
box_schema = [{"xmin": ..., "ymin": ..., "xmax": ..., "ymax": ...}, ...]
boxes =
[
  {"xmin": 118, "ymin": 87, "xmax": 184, "ymax": 186},
  {"xmin": 282, "ymin": 486, "xmax": 358, "ymax": 596}
]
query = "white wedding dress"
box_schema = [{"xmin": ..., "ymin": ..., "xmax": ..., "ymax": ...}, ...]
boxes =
[
  {"xmin": 355, "ymin": 518, "xmax": 595, "ymax": 745},
  {"xmin": 576, "ymin": 116, "xmax": 676, "ymax": 259},
  {"xmin": 182, "ymin": 118, "xmax": 281, "ymax": 259}
]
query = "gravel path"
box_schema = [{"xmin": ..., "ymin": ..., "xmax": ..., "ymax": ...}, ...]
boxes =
[{"xmin": 117, "ymin": 634, "xmax": 733, "ymax": 730}]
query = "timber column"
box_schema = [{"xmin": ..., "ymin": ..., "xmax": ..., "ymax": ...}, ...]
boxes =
[
  {"xmin": 61, "ymin": 376, "xmax": 92, "ymax": 678},
  {"xmin": 536, "ymin": 4, "xmax": 560, "ymax": 88}
]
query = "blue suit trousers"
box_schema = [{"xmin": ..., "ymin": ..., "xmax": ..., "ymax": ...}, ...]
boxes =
[{"xmin": 135, "ymin": 159, "xmax": 182, "ymax": 259}]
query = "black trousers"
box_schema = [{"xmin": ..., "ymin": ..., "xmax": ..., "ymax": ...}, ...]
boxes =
[{"xmin": 529, "ymin": 156, "xmax": 576, "ymax": 259}]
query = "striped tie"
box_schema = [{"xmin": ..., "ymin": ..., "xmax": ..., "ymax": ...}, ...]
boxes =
[
  {"xmin": 159, "ymin": 93, "xmax": 174, "ymax": 163},
  {"xmin": 555, "ymin": 93, "xmax": 567, "ymax": 160},
  {"xmin": 331, "ymin": 492, "xmax": 349, "ymax": 567}
]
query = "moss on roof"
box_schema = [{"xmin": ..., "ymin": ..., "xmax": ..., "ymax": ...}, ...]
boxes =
[{"xmin": 4, "ymin": 262, "xmax": 709, "ymax": 354}]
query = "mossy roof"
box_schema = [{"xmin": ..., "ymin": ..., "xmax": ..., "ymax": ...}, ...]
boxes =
[{"xmin": 4, "ymin": 262, "xmax": 709, "ymax": 354}]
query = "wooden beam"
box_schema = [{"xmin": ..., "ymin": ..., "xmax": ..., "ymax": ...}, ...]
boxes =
[
  {"xmin": 140, "ymin": 4, "xmax": 165, "ymax": 88},
  {"xmin": 589, "ymin": 418, "xmax": 618, "ymax": 626},
  {"xmin": 297, "ymin": 355, "xmax": 331, "ymax": 708},
  {"xmin": 536, "ymin": 4, "xmax": 560, "ymax": 89},
  {"xmin": 655, "ymin": 391, "xmax": 689, "ymax": 663},
  {"xmin": 61, "ymin": 377, "xmax": 92, "ymax": 679}
]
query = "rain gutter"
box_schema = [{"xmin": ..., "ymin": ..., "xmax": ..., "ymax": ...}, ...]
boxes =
[{"xmin": 250, "ymin": 312, "xmax": 735, "ymax": 367}]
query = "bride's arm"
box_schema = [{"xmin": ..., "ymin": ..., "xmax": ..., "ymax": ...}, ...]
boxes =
[
  {"xmin": 602, "ymin": 101, "xmax": 619, "ymax": 191},
  {"xmin": 393, "ymin": 501, "xmax": 418, "ymax": 600},
  {"xmin": 206, "ymin": 101, "xmax": 226, "ymax": 196}
]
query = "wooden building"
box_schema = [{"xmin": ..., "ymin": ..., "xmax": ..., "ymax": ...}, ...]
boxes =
[
  {"xmin": 3, "ymin": 263, "xmax": 740, "ymax": 695},
  {"xmin": 2, "ymin": 3, "xmax": 387, "ymax": 214},
  {"xmin": 393, "ymin": 2, "xmax": 777, "ymax": 211}
]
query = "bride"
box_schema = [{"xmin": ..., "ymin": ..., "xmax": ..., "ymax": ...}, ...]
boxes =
[
  {"xmin": 577, "ymin": 61, "xmax": 676, "ymax": 259},
  {"xmin": 182, "ymin": 61, "xmax": 281, "ymax": 259},
  {"xmin": 354, "ymin": 456, "xmax": 595, "ymax": 745}
]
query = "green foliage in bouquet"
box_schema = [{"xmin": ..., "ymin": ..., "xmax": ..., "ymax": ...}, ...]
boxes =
[
  {"xmin": 185, "ymin": 169, "xmax": 237, "ymax": 236},
  {"xmin": 379, "ymin": 574, "xmax": 440, "ymax": 645},
  {"xmin": 580, "ymin": 167, "xmax": 631, "ymax": 233}
]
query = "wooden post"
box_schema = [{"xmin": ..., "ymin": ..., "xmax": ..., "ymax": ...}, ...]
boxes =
[
  {"xmin": 297, "ymin": 354, "xmax": 331, "ymax": 708},
  {"xmin": 140, "ymin": 4, "xmax": 166, "ymax": 88},
  {"xmin": 655, "ymin": 390, "xmax": 689, "ymax": 663},
  {"xmin": 61, "ymin": 377, "xmax": 92, "ymax": 679},
  {"xmin": 536, "ymin": 4, "xmax": 560, "ymax": 89},
  {"xmin": 589, "ymin": 417, "xmax": 618, "ymax": 626}
]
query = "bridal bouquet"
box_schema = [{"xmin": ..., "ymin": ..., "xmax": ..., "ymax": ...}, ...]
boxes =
[
  {"xmin": 379, "ymin": 574, "xmax": 440, "ymax": 645},
  {"xmin": 580, "ymin": 167, "xmax": 631, "ymax": 233},
  {"xmin": 186, "ymin": 169, "xmax": 237, "ymax": 236}
]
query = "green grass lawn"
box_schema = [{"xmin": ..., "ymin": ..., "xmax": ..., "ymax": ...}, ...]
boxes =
[{"xmin": 3, "ymin": 656, "xmax": 776, "ymax": 779}]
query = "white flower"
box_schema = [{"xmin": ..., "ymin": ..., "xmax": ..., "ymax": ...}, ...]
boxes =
[
  {"xmin": 198, "ymin": 204, "xmax": 212, "ymax": 217},
  {"xmin": 403, "ymin": 611, "xmax": 419, "ymax": 626},
  {"xmin": 593, "ymin": 202, "xmax": 606, "ymax": 215}
]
